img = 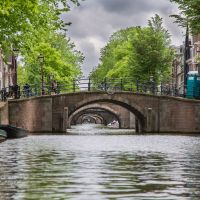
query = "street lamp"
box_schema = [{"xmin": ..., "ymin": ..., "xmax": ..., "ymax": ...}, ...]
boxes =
[
  {"xmin": 38, "ymin": 53, "xmax": 44, "ymax": 95},
  {"xmin": 183, "ymin": 24, "xmax": 190, "ymax": 97}
]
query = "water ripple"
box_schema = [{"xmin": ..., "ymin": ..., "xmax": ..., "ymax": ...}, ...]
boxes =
[{"xmin": 0, "ymin": 125, "xmax": 200, "ymax": 199}]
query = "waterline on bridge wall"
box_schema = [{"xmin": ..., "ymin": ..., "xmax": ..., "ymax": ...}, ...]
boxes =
[{"xmin": 66, "ymin": 124, "xmax": 136, "ymax": 135}]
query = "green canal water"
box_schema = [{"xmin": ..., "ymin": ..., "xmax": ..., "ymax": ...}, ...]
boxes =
[{"xmin": 0, "ymin": 124, "xmax": 200, "ymax": 200}]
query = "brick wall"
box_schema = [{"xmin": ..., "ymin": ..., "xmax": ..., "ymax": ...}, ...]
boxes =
[{"xmin": 3, "ymin": 92, "xmax": 200, "ymax": 134}]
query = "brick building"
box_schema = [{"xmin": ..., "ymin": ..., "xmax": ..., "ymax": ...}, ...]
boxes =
[
  {"xmin": 187, "ymin": 33, "xmax": 200, "ymax": 72},
  {"xmin": 171, "ymin": 33, "xmax": 200, "ymax": 96},
  {"xmin": 0, "ymin": 50, "xmax": 17, "ymax": 90},
  {"xmin": 0, "ymin": 51, "xmax": 9, "ymax": 89}
]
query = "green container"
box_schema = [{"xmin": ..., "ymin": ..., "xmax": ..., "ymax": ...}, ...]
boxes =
[
  {"xmin": 186, "ymin": 74, "xmax": 195, "ymax": 99},
  {"xmin": 195, "ymin": 76, "xmax": 200, "ymax": 98},
  {"xmin": 186, "ymin": 72, "xmax": 200, "ymax": 99}
]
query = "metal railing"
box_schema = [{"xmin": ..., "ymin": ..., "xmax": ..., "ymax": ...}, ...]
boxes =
[{"xmin": 0, "ymin": 78, "xmax": 184, "ymax": 101}]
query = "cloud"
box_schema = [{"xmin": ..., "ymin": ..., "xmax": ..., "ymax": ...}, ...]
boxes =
[{"xmin": 62, "ymin": 0, "xmax": 183, "ymax": 76}]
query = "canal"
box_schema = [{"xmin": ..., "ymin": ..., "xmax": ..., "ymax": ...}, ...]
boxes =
[{"xmin": 0, "ymin": 124, "xmax": 200, "ymax": 199}]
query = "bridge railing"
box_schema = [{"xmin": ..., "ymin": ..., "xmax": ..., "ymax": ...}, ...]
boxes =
[
  {"xmin": 0, "ymin": 78, "xmax": 184, "ymax": 101},
  {"xmin": 89, "ymin": 78, "xmax": 182, "ymax": 96}
]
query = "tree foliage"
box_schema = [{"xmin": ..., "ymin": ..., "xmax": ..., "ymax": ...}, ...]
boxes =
[
  {"xmin": 18, "ymin": 33, "xmax": 83, "ymax": 86},
  {"xmin": 0, "ymin": 0, "xmax": 80, "ymax": 54},
  {"xmin": 170, "ymin": 0, "xmax": 200, "ymax": 33},
  {"xmin": 0, "ymin": 0, "xmax": 84, "ymax": 86},
  {"xmin": 91, "ymin": 15, "xmax": 174, "ymax": 85}
]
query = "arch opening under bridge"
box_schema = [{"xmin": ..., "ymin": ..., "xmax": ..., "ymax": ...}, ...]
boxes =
[
  {"xmin": 79, "ymin": 113, "xmax": 104, "ymax": 125},
  {"xmin": 69, "ymin": 98, "xmax": 146, "ymax": 133},
  {"xmin": 69, "ymin": 104, "xmax": 122, "ymax": 128}
]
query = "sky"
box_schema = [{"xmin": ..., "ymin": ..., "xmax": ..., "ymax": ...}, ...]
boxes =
[{"xmin": 62, "ymin": 0, "xmax": 184, "ymax": 76}]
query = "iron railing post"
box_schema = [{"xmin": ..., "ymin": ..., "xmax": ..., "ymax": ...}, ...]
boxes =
[
  {"xmin": 88, "ymin": 78, "xmax": 91, "ymax": 91},
  {"xmin": 104, "ymin": 78, "xmax": 107, "ymax": 92},
  {"xmin": 73, "ymin": 79, "xmax": 76, "ymax": 92},
  {"xmin": 17, "ymin": 86, "xmax": 20, "ymax": 99},
  {"xmin": 120, "ymin": 79, "xmax": 123, "ymax": 91},
  {"xmin": 136, "ymin": 80, "xmax": 139, "ymax": 92},
  {"xmin": 160, "ymin": 82, "xmax": 163, "ymax": 95},
  {"xmin": 152, "ymin": 81, "xmax": 156, "ymax": 95}
]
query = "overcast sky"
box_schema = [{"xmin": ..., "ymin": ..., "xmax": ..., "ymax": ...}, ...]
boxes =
[{"xmin": 62, "ymin": 0, "xmax": 184, "ymax": 76}]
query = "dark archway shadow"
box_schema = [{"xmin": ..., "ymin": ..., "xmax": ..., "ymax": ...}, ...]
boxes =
[
  {"xmin": 74, "ymin": 113, "xmax": 105, "ymax": 125},
  {"xmin": 69, "ymin": 99, "xmax": 146, "ymax": 133},
  {"xmin": 69, "ymin": 105, "xmax": 122, "ymax": 129}
]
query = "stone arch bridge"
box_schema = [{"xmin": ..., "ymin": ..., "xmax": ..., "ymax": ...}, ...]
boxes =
[{"xmin": 0, "ymin": 91, "xmax": 200, "ymax": 133}]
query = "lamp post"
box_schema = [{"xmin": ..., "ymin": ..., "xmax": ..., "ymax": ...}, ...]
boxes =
[
  {"xmin": 38, "ymin": 54, "xmax": 44, "ymax": 95},
  {"xmin": 183, "ymin": 24, "xmax": 190, "ymax": 97}
]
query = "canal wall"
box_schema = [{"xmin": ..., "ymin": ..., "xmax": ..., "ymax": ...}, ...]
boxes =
[
  {"xmin": 0, "ymin": 102, "xmax": 8, "ymax": 125},
  {"xmin": 158, "ymin": 97, "xmax": 200, "ymax": 133}
]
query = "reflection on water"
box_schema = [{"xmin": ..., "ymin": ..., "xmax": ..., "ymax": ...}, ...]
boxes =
[{"xmin": 0, "ymin": 124, "xmax": 200, "ymax": 199}]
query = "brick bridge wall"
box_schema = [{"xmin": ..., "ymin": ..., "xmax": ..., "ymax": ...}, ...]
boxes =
[{"xmin": 1, "ymin": 92, "xmax": 200, "ymax": 133}]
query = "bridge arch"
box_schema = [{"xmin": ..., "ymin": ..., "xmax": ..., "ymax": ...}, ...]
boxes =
[
  {"xmin": 79, "ymin": 114, "xmax": 104, "ymax": 124},
  {"xmin": 68, "ymin": 103, "xmax": 122, "ymax": 128},
  {"xmin": 69, "ymin": 96, "xmax": 146, "ymax": 132},
  {"xmin": 81, "ymin": 115, "xmax": 97, "ymax": 124}
]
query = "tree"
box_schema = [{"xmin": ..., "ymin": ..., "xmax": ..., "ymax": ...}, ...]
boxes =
[
  {"xmin": 170, "ymin": 0, "xmax": 200, "ymax": 33},
  {"xmin": 0, "ymin": 0, "xmax": 84, "ymax": 87},
  {"xmin": 0, "ymin": 0, "xmax": 82, "ymax": 56},
  {"xmin": 18, "ymin": 32, "xmax": 84, "ymax": 87},
  {"xmin": 91, "ymin": 15, "xmax": 174, "ymax": 86}
]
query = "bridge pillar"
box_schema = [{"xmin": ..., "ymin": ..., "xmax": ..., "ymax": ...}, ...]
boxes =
[
  {"xmin": 129, "ymin": 112, "xmax": 135, "ymax": 129},
  {"xmin": 147, "ymin": 107, "xmax": 152, "ymax": 132},
  {"xmin": 63, "ymin": 107, "xmax": 69, "ymax": 132}
]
